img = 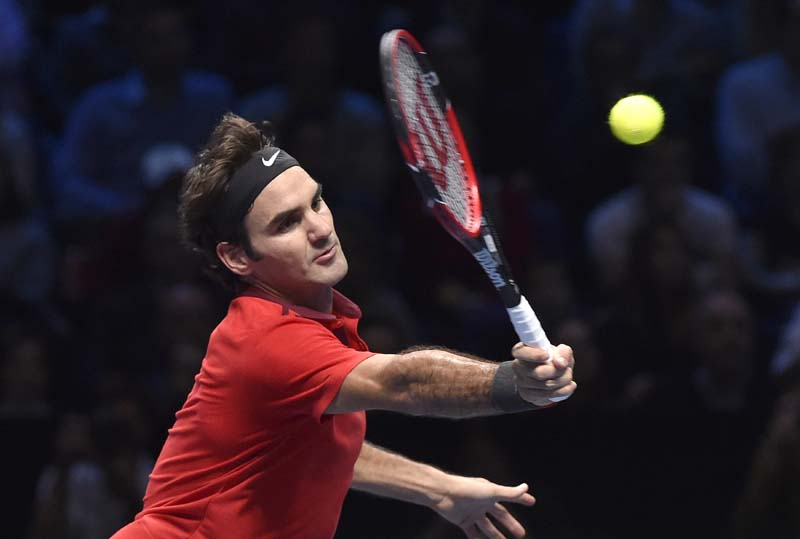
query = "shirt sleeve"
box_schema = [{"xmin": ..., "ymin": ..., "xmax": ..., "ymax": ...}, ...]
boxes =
[{"xmin": 239, "ymin": 315, "xmax": 375, "ymax": 423}]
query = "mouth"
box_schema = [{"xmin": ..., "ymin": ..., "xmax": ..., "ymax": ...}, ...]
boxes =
[{"xmin": 314, "ymin": 243, "xmax": 338, "ymax": 264}]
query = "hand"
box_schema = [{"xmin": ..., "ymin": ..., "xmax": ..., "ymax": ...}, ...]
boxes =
[
  {"xmin": 511, "ymin": 343, "xmax": 576, "ymax": 406},
  {"xmin": 433, "ymin": 475, "xmax": 535, "ymax": 539}
]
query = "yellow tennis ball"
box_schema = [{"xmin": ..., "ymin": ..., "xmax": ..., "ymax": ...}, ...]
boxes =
[{"xmin": 608, "ymin": 94, "xmax": 664, "ymax": 145}]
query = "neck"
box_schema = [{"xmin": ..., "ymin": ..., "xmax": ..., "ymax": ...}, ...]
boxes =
[{"xmin": 249, "ymin": 279, "xmax": 334, "ymax": 313}]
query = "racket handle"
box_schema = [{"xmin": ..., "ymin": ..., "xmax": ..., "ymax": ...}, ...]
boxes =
[
  {"xmin": 506, "ymin": 295, "xmax": 551, "ymax": 350},
  {"xmin": 506, "ymin": 296, "xmax": 569, "ymax": 403}
]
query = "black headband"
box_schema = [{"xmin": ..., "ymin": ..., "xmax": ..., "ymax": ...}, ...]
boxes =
[{"xmin": 214, "ymin": 147, "xmax": 299, "ymax": 236}]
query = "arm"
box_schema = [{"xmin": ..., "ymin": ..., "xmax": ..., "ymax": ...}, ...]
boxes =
[
  {"xmin": 326, "ymin": 343, "xmax": 576, "ymax": 417},
  {"xmin": 353, "ymin": 442, "xmax": 534, "ymax": 539}
]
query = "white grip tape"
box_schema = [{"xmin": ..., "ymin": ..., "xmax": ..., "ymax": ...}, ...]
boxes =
[
  {"xmin": 507, "ymin": 296, "xmax": 551, "ymax": 350},
  {"xmin": 506, "ymin": 296, "xmax": 570, "ymax": 403}
]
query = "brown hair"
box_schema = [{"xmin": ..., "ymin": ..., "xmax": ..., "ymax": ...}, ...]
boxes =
[{"xmin": 178, "ymin": 112, "xmax": 273, "ymax": 290}]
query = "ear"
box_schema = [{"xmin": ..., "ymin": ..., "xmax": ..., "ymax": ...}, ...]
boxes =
[{"xmin": 216, "ymin": 242, "xmax": 253, "ymax": 277}]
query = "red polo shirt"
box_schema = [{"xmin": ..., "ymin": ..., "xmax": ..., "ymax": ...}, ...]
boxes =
[{"xmin": 112, "ymin": 288, "xmax": 375, "ymax": 539}]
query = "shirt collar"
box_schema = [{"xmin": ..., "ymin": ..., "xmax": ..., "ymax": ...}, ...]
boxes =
[{"xmin": 239, "ymin": 286, "xmax": 362, "ymax": 321}]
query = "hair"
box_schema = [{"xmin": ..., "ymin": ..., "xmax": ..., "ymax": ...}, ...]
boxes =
[{"xmin": 178, "ymin": 112, "xmax": 274, "ymax": 291}]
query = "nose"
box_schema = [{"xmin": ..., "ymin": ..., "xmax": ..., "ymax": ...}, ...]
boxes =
[{"xmin": 307, "ymin": 210, "xmax": 333, "ymax": 244}]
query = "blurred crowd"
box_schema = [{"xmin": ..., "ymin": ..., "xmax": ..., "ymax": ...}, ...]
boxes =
[{"xmin": 1, "ymin": 0, "xmax": 799, "ymax": 538}]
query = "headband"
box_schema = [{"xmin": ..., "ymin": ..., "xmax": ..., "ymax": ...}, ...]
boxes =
[{"xmin": 214, "ymin": 147, "xmax": 299, "ymax": 235}]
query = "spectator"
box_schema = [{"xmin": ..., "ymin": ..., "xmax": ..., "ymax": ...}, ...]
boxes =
[
  {"xmin": 50, "ymin": 1, "xmax": 232, "ymax": 224},
  {"xmin": 715, "ymin": 0, "xmax": 800, "ymax": 219},
  {"xmin": 562, "ymin": 0, "xmax": 730, "ymax": 202},
  {"xmin": 0, "ymin": 101, "xmax": 55, "ymax": 307},
  {"xmin": 586, "ymin": 134, "xmax": 738, "ymax": 294},
  {"xmin": 497, "ymin": 169, "xmax": 570, "ymax": 272},
  {"xmin": 1, "ymin": 328, "xmax": 55, "ymax": 539},
  {"xmin": 28, "ymin": 2, "xmax": 130, "ymax": 132},
  {"xmin": 740, "ymin": 126, "xmax": 800, "ymax": 300},
  {"xmin": 568, "ymin": 0, "xmax": 723, "ymax": 94},
  {"xmin": 0, "ymin": 0, "xmax": 55, "ymax": 310},
  {"xmin": 595, "ymin": 218, "xmax": 699, "ymax": 396},
  {"xmin": 30, "ymin": 399, "xmax": 153, "ymax": 539},
  {"xmin": 239, "ymin": 15, "xmax": 390, "ymax": 214},
  {"xmin": 694, "ymin": 289, "xmax": 757, "ymax": 401},
  {"xmin": 556, "ymin": 0, "xmax": 641, "ymax": 218},
  {"xmin": 27, "ymin": 413, "xmax": 93, "ymax": 539},
  {"xmin": 0, "ymin": 0, "xmax": 27, "ymax": 77},
  {"xmin": 770, "ymin": 301, "xmax": 800, "ymax": 389},
  {"xmin": 628, "ymin": 0, "xmax": 728, "ymax": 95},
  {"xmin": 552, "ymin": 316, "xmax": 610, "ymax": 410},
  {"xmin": 608, "ymin": 288, "xmax": 767, "ymax": 538},
  {"xmin": 121, "ymin": 282, "xmax": 222, "ymax": 444}
]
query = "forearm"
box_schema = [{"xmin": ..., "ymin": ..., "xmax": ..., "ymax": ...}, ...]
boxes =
[
  {"xmin": 328, "ymin": 345, "xmax": 564, "ymax": 416},
  {"xmin": 351, "ymin": 441, "xmax": 537, "ymax": 538},
  {"xmin": 351, "ymin": 441, "xmax": 450, "ymax": 508},
  {"xmin": 385, "ymin": 348, "xmax": 499, "ymax": 417}
]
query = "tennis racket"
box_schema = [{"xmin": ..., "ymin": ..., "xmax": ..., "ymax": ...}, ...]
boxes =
[{"xmin": 379, "ymin": 29, "xmax": 566, "ymax": 400}]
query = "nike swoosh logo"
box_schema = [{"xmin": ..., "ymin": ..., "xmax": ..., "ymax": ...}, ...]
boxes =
[{"xmin": 261, "ymin": 150, "xmax": 280, "ymax": 167}]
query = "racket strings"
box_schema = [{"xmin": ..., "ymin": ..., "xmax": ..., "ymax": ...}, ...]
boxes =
[{"xmin": 395, "ymin": 42, "xmax": 477, "ymax": 230}]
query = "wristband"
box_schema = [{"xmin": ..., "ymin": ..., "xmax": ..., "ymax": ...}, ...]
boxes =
[{"xmin": 491, "ymin": 361, "xmax": 552, "ymax": 413}]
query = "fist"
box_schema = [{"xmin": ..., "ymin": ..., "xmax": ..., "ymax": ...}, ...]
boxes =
[{"xmin": 511, "ymin": 343, "xmax": 576, "ymax": 406}]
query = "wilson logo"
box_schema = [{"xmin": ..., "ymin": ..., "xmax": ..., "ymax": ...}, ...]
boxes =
[{"xmin": 474, "ymin": 249, "xmax": 505, "ymax": 289}]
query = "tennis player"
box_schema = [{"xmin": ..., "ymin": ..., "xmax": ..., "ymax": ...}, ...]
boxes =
[{"xmin": 111, "ymin": 113, "xmax": 576, "ymax": 539}]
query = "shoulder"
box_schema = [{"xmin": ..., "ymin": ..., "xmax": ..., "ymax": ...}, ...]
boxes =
[
  {"xmin": 587, "ymin": 188, "xmax": 639, "ymax": 232},
  {"xmin": 217, "ymin": 295, "xmax": 296, "ymax": 334},
  {"xmin": 719, "ymin": 53, "xmax": 785, "ymax": 91},
  {"xmin": 685, "ymin": 187, "xmax": 735, "ymax": 221},
  {"xmin": 213, "ymin": 295, "xmax": 338, "ymax": 349}
]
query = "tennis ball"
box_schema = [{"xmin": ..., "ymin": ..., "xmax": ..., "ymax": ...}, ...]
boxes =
[{"xmin": 608, "ymin": 94, "xmax": 664, "ymax": 145}]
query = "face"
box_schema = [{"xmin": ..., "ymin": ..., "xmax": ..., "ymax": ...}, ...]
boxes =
[
  {"xmin": 696, "ymin": 291, "xmax": 754, "ymax": 378},
  {"xmin": 227, "ymin": 167, "xmax": 348, "ymax": 307}
]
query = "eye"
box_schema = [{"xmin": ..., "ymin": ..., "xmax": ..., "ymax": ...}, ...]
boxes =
[
  {"xmin": 276, "ymin": 214, "xmax": 300, "ymax": 232},
  {"xmin": 311, "ymin": 196, "xmax": 323, "ymax": 211}
]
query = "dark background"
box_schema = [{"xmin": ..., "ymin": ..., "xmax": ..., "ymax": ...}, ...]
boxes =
[{"xmin": 2, "ymin": 0, "xmax": 799, "ymax": 538}]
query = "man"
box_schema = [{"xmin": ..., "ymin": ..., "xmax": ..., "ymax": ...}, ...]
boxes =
[{"xmin": 111, "ymin": 113, "xmax": 576, "ymax": 539}]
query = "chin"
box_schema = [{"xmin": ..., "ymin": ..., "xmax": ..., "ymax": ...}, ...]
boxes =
[{"xmin": 328, "ymin": 255, "xmax": 349, "ymax": 286}]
